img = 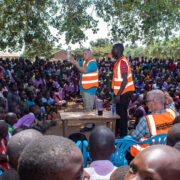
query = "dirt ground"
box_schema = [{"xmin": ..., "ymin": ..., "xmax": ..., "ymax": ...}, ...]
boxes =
[{"xmin": 45, "ymin": 101, "xmax": 109, "ymax": 139}]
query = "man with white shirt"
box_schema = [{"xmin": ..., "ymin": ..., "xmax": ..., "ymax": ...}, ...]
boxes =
[{"xmin": 84, "ymin": 126, "xmax": 117, "ymax": 180}]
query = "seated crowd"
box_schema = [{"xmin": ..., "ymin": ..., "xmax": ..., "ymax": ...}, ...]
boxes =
[{"xmin": 0, "ymin": 56, "xmax": 180, "ymax": 179}]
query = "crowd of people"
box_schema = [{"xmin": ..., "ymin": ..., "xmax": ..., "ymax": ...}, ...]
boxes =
[{"xmin": 0, "ymin": 55, "xmax": 180, "ymax": 180}]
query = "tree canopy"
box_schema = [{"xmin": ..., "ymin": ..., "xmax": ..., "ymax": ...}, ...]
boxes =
[{"xmin": 0, "ymin": 0, "xmax": 179, "ymax": 54}]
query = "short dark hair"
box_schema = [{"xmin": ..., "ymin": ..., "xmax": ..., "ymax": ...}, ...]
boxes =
[
  {"xmin": 112, "ymin": 43, "xmax": 124, "ymax": 55},
  {"xmin": 167, "ymin": 124, "xmax": 180, "ymax": 146},
  {"xmin": 7, "ymin": 129, "xmax": 42, "ymax": 169},
  {"xmin": 110, "ymin": 166, "xmax": 129, "ymax": 180},
  {"xmin": 173, "ymin": 115, "xmax": 180, "ymax": 125},
  {"xmin": 29, "ymin": 105, "xmax": 39, "ymax": 113},
  {"xmin": 174, "ymin": 142, "xmax": 180, "ymax": 151},
  {"xmin": 89, "ymin": 126, "xmax": 115, "ymax": 160},
  {"xmin": 18, "ymin": 135, "xmax": 80, "ymax": 180}
]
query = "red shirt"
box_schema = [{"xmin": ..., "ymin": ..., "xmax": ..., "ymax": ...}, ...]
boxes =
[
  {"xmin": 0, "ymin": 140, "xmax": 9, "ymax": 170},
  {"xmin": 169, "ymin": 64, "xmax": 176, "ymax": 72},
  {"xmin": 120, "ymin": 60, "xmax": 128, "ymax": 72}
]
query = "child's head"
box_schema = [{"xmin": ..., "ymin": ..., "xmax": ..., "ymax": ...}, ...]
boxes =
[
  {"xmin": 29, "ymin": 105, "xmax": 40, "ymax": 115},
  {"xmin": 9, "ymin": 102, "xmax": 21, "ymax": 116},
  {"xmin": 7, "ymin": 129, "xmax": 42, "ymax": 170},
  {"xmin": 35, "ymin": 98, "xmax": 43, "ymax": 107},
  {"xmin": 0, "ymin": 106, "xmax": 5, "ymax": 119},
  {"xmin": 110, "ymin": 166, "xmax": 130, "ymax": 180},
  {"xmin": 44, "ymin": 90, "xmax": 50, "ymax": 99},
  {"xmin": 9, "ymin": 82, "xmax": 17, "ymax": 92},
  {"xmin": 19, "ymin": 91, "xmax": 27, "ymax": 100},
  {"xmin": 18, "ymin": 135, "xmax": 83, "ymax": 180},
  {"xmin": 88, "ymin": 126, "xmax": 115, "ymax": 161},
  {"xmin": 0, "ymin": 121, "xmax": 8, "ymax": 139},
  {"xmin": 27, "ymin": 90, "xmax": 35, "ymax": 101},
  {"xmin": 5, "ymin": 112, "xmax": 18, "ymax": 126}
]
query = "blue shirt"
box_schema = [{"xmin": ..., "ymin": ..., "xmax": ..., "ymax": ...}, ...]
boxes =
[
  {"xmin": 78, "ymin": 60, "xmax": 97, "ymax": 95},
  {"xmin": 132, "ymin": 103, "xmax": 178, "ymax": 140},
  {"xmin": 42, "ymin": 97, "xmax": 54, "ymax": 104}
]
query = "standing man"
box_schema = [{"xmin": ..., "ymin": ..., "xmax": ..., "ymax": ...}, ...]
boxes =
[
  {"xmin": 71, "ymin": 49, "xmax": 98, "ymax": 112},
  {"xmin": 111, "ymin": 43, "xmax": 135, "ymax": 137}
]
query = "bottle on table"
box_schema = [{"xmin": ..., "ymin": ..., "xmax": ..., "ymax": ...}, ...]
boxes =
[{"xmin": 112, "ymin": 103, "xmax": 116, "ymax": 116}]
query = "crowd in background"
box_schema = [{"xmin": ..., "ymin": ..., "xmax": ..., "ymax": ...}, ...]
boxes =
[{"xmin": 0, "ymin": 56, "xmax": 180, "ymax": 179}]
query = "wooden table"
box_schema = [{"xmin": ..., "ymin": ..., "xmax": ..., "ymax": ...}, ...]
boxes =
[{"xmin": 59, "ymin": 111, "xmax": 119, "ymax": 137}]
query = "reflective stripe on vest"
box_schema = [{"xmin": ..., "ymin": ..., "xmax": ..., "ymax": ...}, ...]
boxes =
[
  {"xmin": 112, "ymin": 56, "xmax": 135, "ymax": 95},
  {"xmin": 131, "ymin": 109, "xmax": 175, "ymax": 157},
  {"xmin": 81, "ymin": 59, "xmax": 99, "ymax": 89},
  {"xmin": 146, "ymin": 110, "xmax": 175, "ymax": 136}
]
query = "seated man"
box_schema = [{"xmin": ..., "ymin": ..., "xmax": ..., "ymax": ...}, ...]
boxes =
[
  {"xmin": 18, "ymin": 135, "xmax": 84, "ymax": 180},
  {"xmin": 7, "ymin": 129, "xmax": 42, "ymax": 170},
  {"xmin": 84, "ymin": 126, "xmax": 117, "ymax": 180},
  {"xmin": 125, "ymin": 145, "xmax": 180, "ymax": 180},
  {"xmin": 5, "ymin": 112, "xmax": 18, "ymax": 134},
  {"xmin": 130, "ymin": 90, "xmax": 177, "ymax": 157}
]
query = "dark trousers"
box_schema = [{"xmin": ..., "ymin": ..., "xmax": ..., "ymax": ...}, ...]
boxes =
[{"xmin": 116, "ymin": 92, "xmax": 132, "ymax": 137}]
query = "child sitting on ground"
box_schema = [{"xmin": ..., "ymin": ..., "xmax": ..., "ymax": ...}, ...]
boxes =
[
  {"xmin": 5, "ymin": 112, "xmax": 18, "ymax": 134},
  {"xmin": 13, "ymin": 105, "xmax": 40, "ymax": 129}
]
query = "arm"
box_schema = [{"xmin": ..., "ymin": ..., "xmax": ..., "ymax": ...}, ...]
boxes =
[
  {"xmin": 131, "ymin": 117, "xmax": 150, "ymax": 140},
  {"xmin": 70, "ymin": 60, "xmax": 88, "ymax": 74}
]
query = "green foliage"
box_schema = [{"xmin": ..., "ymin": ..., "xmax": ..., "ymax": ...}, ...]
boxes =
[
  {"xmin": 22, "ymin": 39, "xmax": 54, "ymax": 59},
  {"xmin": 124, "ymin": 37, "xmax": 180, "ymax": 59},
  {"xmin": 93, "ymin": 0, "xmax": 180, "ymax": 44},
  {"xmin": 0, "ymin": 0, "xmax": 179, "ymax": 55},
  {"xmin": 53, "ymin": 0, "xmax": 98, "ymax": 45},
  {"xmin": 90, "ymin": 38, "xmax": 112, "ymax": 57},
  {"xmin": 72, "ymin": 48, "xmax": 84, "ymax": 59},
  {"xmin": 0, "ymin": 0, "xmax": 58, "ymax": 51}
]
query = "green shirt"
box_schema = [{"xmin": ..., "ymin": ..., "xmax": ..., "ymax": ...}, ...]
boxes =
[{"xmin": 8, "ymin": 124, "xmax": 14, "ymax": 134}]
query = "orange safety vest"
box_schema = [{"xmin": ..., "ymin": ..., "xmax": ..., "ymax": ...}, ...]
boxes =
[
  {"xmin": 81, "ymin": 58, "xmax": 99, "ymax": 89},
  {"xmin": 130, "ymin": 108, "xmax": 176, "ymax": 157},
  {"xmin": 112, "ymin": 56, "xmax": 135, "ymax": 95}
]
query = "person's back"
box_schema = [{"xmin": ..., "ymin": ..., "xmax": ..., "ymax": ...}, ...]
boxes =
[
  {"xmin": 18, "ymin": 135, "xmax": 83, "ymax": 180},
  {"xmin": 84, "ymin": 126, "xmax": 116, "ymax": 180}
]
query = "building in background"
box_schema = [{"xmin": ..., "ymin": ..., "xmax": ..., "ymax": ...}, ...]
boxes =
[{"xmin": 0, "ymin": 51, "xmax": 19, "ymax": 59}]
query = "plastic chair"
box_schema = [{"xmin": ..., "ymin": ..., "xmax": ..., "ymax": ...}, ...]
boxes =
[
  {"xmin": 111, "ymin": 133, "xmax": 167, "ymax": 167},
  {"xmin": 122, "ymin": 133, "xmax": 167, "ymax": 146},
  {"xmin": 76, "ymin": 140, "xmax": 82, "ymax": 152},
  {"xmin": 82, "ymin": 140, "xmax": 92, "ymax": 168},
  {"xmin": 110, "ymin": 139, "xmax": 135, "ymax": 166},
  {"xmin": 81, "ymin": 134, "xmax": 167, "ymax": 168}
]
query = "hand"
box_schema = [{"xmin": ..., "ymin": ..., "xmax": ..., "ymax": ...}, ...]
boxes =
[
  {"xmin": 70, "ymin": 59, "xmax": 78, "ymax": 66},
  {"xmin": 112, "ymin": 95, "xmax": 120, "ymax": 104},
  {"xmin": 82, "ymin": 170, "xmax": 90, "ymax": 180},
  {"xmin": 164, "ymin": 92, "xmax": 173, "ymax": 105}
]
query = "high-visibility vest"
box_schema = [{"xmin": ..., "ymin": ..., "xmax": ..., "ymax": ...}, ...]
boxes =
[
  {"xmin": 130, "ymin": 108, "xmax": 176, "ymax": 157},
  {"xmin": 112, "ymin": 56, "xmax": 135, "ymax": 95},
  {"xmin": 81, "ymin": 58, "xmax": 99, "ymax": 89}
]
